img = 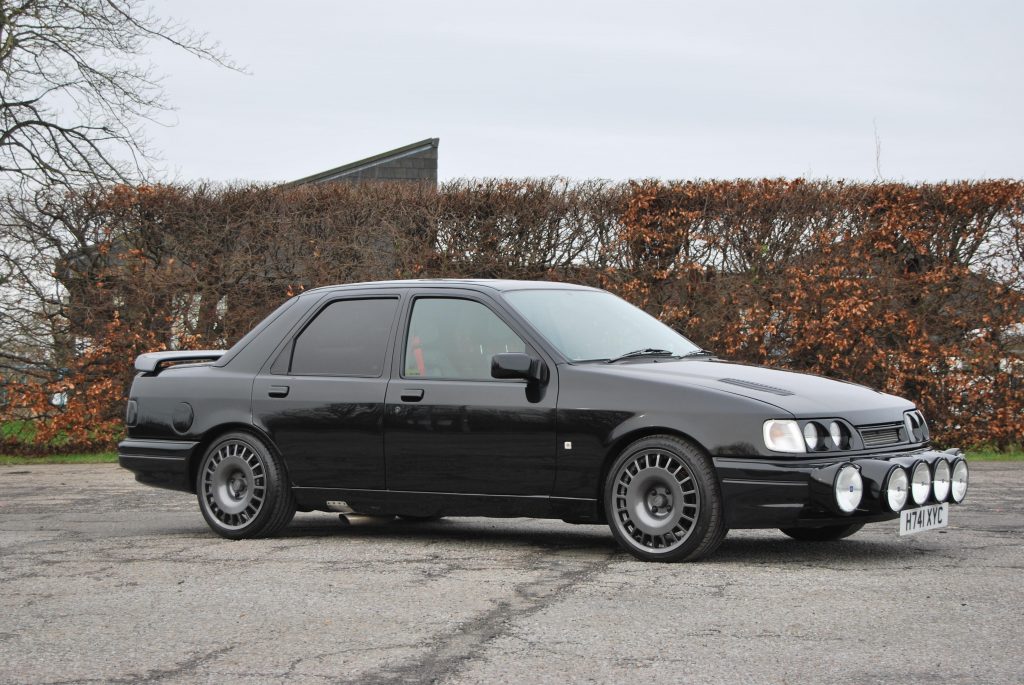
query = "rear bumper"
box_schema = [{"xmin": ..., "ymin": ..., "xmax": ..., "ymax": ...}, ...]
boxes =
[
  {"xmin": 714, "ymin": 448, "xmax": 965, "ymax": 529},
  {"xmin": 118, "ymin": 438, "xmax": 198, "ymax": 493}
]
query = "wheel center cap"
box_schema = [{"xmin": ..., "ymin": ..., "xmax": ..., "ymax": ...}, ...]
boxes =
[{"xmin": 229, "ymin": 476, "xmax": 246, "ymax": 498}]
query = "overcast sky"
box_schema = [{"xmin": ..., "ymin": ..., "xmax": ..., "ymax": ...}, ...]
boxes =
[{"xmin": 145, "ymin": 0, "xmax": 1023, "ymax": 184}]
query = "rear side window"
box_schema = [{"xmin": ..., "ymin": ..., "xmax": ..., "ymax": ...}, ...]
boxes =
[{"xmin": 289, "ymin": 298, "xmax": 398, "ymax": 376}]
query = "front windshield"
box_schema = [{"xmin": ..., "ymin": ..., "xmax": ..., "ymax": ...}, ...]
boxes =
[{"xmin": 503, "ymin": 289, "xmax": 702, "ymax": 362}]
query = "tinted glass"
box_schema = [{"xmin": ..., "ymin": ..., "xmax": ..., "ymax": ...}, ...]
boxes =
[
  {"xmin": 503, "ymin": 289, "xmax": 700, "ymax": 361},
  {"xmin": 405, "ymin": 298, "xmax": 526, "ymax": 380},
  {"xmin": 290, "ymin": 298, "xmax": 398, "ymax": 376}
]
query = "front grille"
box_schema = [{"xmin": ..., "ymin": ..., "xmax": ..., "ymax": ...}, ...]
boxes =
[{"xmin": 859, "ymin": 423, "xmax": 904, "ymax": 448}]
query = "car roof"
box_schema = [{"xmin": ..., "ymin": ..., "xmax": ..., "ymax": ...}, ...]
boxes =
[{"xmin": 301, "ymin": 279, "xmax": 604, "ymax": 296}]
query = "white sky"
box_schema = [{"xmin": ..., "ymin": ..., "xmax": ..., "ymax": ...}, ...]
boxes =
[{"xmin": 145, "ymin": 0, "xmax": 1023, "ymax": 183}]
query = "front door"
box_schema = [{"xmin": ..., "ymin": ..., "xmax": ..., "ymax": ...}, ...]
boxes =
[
  {"xmin": 385, "ymin": 293, "xmax": 557, "ymax": 496},
  {"xmin": 252, "ymin": 294, "xmax": 401, "ymax": 489}
]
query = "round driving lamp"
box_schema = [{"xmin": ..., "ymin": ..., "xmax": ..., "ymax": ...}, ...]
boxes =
[
  {"xmin": 883, "ymin": 466, "xmax": 909, "ymax": 512},
  {"xmin": 834, "ymin": 464, "xmax": 863, "ymax": 514},
  {"xmin": 910, "ymin": 461, "xmax": 931, "ymax": 506},
  {"xmin": 931, "ymin": 458, "xmax": 951, "ymax": 502},
  {"xmin": 950, "ymin": 459, "xmax": 969, "ymax": 504}
]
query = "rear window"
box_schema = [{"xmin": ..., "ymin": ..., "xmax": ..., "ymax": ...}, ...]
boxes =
[{"xmin": 289, "ymin": 298, "xmax": 398, "ymax": 376}]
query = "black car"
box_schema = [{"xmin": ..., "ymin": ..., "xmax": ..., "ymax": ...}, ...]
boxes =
[{"xmin": 119, "ymin": 279, "xmax": 969, "ymax": 561}]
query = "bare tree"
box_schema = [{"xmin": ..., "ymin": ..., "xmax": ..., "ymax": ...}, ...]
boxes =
[{"xmin": 0, "ymin": 0, "xmax": 238, "ymax": 191}]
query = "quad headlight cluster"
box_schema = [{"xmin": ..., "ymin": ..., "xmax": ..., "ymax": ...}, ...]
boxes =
[
  {"xmin": 831, "ymin": 456, "xmax": 969, "ymax": 515},
  {"xmin": 764, "ymin": 410, "xmax": 930, "ymax": 455},
  {"xmin": 764, "ymin": 419, "xmax": 853, "ymax": 453}
]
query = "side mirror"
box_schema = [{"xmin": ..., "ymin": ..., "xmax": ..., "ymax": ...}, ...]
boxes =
[{"xmin": 491, "ymin": 353, "xmax": 547, "ymax": 384}]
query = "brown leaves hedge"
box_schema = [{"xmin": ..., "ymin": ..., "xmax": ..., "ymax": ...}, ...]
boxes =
[{"xmin": 1, "ymin": 178, "xmax": 1021, "ymax": 452}]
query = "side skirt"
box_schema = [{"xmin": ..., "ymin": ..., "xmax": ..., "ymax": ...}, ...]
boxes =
[{"xmin": 292, "ymin": 487, "xmax": 601, "ymax": 522}]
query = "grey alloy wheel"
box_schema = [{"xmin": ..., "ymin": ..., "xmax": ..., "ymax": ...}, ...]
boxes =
[
  {"xmin": 196, "ymin": 432, "xmax": 295, "ymax": 539},
  {"xmin": 201, "ymin": 439, "xmax": 267, "ymax": 530},
  {"xmin": 611, "ymin": 450, "xmax": 701, "ymax": 553},
  {"xmin": 603, "ymin": 435, "xmax": 726, "ymax": 562}
]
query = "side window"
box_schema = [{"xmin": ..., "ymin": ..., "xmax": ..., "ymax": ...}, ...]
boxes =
[
  {"xmin": 289, "ymin": 298, "xmax": 398, "ymax": 376},
  {"xmin": 404, "ymin": 298, "xmax": 526, "ymax": 380}
]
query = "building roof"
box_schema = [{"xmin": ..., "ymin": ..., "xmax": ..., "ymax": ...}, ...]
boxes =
[{"xmin": 285, "ymin": 138, "xmax": 439, "ymax": 187}]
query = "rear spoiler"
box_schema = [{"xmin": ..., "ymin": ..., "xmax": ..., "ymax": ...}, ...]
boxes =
[{"xmin": 135, "ymin": 350, "xmax": 226, "ymax": 375}]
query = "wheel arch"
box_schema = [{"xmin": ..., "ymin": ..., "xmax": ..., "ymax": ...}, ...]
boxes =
[
  {"xmin": 188, "ymin": 423, "xmax": 287, "ymax": 493},
  {"xmin": 597, "ymin": 426, "xmax": 713, "ymax": 505}
]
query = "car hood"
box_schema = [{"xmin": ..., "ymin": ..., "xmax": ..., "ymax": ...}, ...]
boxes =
[{"xmin": 578, "ymin": 358, "xmax": 914, "ymax": 423}]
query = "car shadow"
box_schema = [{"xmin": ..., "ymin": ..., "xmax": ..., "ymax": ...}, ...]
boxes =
[
  {"xmin": 278, "ymin": 515, "xmax": 619, "ymax": 554},
  {"xmin": 270, "ymin": 514, "xmax": 917, "ymax": 564}
]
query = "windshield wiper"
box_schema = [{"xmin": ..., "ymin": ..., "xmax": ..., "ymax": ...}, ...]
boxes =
[
  {"xmin": 679, "ymin": 349, "xmax": 715, "ymax": 358},
  {"xmin": 606, "ymin": 348, "xmax": 679, "ymax": 364}
]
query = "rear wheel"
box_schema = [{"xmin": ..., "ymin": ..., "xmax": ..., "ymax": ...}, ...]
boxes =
[
  {"xmin": 779, "ymin": 523, "xmax": 864, "ymax": 541},
  {"xmin": 196, "ymin": 432, "xmax": 295, "ymax": 539},
  {"xmin": 604, "ymin": 435, "xmax": 727, "ymax": 562}
]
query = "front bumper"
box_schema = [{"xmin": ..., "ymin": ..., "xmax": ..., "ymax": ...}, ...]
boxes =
[
  {"xmin": 714, "ymin": 448, "xmax": 965, "ymax": 529},
  {"xmin": 118, "ymin": 438, "xmax": 198, "ymax": 492}
]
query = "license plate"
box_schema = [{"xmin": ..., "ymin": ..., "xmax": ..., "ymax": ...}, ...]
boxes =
[{"xmin": 898, "ymin": 503, "xmax": 949, "ymax": 536}]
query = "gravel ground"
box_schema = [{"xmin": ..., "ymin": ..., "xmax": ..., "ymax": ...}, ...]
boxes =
[{"xmin": 0, "ymin": 462, "xmax": 1021, "ymax": 685}]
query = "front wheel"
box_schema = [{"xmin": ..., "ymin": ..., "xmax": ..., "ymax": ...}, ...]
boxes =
[
  {"xmin": 779, "ymin": 523, "xmax": 864, "ymax": 541},
  {"xmin": 604, "ymin": 435, "xmax": 727, "ymax": 562},
  {"xmin": 196, "ymin": 432, "xmax": 296, "ymax": 539}
]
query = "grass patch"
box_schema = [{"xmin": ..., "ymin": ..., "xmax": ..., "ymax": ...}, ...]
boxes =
[
  {"xmin": 964, "ymin": 449, "xmax": 1024, "ymax": 462},
  {"xmin": 0, "ymin": 452, "xmax": 117, "ymax": 465}
]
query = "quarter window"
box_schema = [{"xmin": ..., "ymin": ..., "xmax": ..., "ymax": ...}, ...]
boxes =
[
  {"xmin": 404, "ymin": 298, "xmax": 526, "ymax": 380},
  {"xmin": 290, "ymin": 298, "xmax": 398, "ymax": 376}
]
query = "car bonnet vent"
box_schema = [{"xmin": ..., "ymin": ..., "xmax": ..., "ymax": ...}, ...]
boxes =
[{"xmin": 717, "ymin": 378, "xmax": 795, "ymax": 396}]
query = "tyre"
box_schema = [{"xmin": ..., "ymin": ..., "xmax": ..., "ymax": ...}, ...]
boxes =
[
  {"xmin": 779, "ymin": 523, "xmax": 864, "ymax": 541},
  {"xmin": 604, "ymin": 435, "xmax": 727, "ymax": 562},
  {"xmin": 196, "ymin": 432, "xmax": 296, "ymax": 539}
]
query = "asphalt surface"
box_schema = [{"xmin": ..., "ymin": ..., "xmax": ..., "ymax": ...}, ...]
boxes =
[{"xmin": 0, "ymin": 462, "xmax": 1021, "ymax": 685}]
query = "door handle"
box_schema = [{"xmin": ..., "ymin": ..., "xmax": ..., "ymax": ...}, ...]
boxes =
[
  {"xmin": 400, "ymin": 388, "xmax": 424, "ymax": 402},
  {"xmin": 268, "ymin": 385, "xmax": 290, "ymax": 398}
]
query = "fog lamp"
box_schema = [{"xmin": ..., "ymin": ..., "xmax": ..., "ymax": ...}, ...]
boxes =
[
  {"xmin": 932, "ymin": 459, "xmax": 951, "ymax": 502},
  {"xmin": 910, "ymin": 461, "xmax": 931, "ymax": 506},
  {"xmin": 883, "ymin": 466, "xmax": 909, "ymax": 512},
  {"xmin": 834, "ymin": 464, "xmax": 863, "ymax": 514},
  {"xmin": 950, "ymin": 459, "xmax": 969, "ymax": 504}
]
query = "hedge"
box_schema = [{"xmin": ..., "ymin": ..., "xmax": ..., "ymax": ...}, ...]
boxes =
[{"xmin": 1, "ymin": 178, "xmax": 1020, "ymax": 452}]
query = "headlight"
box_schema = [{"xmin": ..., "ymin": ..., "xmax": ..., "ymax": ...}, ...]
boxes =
[
  {"xmin": 950, "ymin": 459, "xmax": 969, "ymax": 503},
  {"xmin": 932, "ymin": 459, "xmax": 951, "ymax": 502},
  {"xmin": 763, "ymin": 420, "xmax": 805, "ymax": 453},
  {"xmin": 883, "ymin": 466, "xmax": 909, "ymax": 512},
  {"xmin": 828, "ymin": 421, "xmax": 850, "ymax": 449},
  {"xmin": 834, "ymin": 464, "xmax": 863, "ymax": 513},
  {"xmin": 803, "ymin": 422, "xmax": 824, "ymax": 451},
  {"xmin": 910, "ymin": 461, "xmax": 931, "ymax": 506}
]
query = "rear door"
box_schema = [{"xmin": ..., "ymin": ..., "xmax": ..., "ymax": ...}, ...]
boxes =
[{"xmin": 252, "ymin": 292, "xmax": 401, "ymax": 489}]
